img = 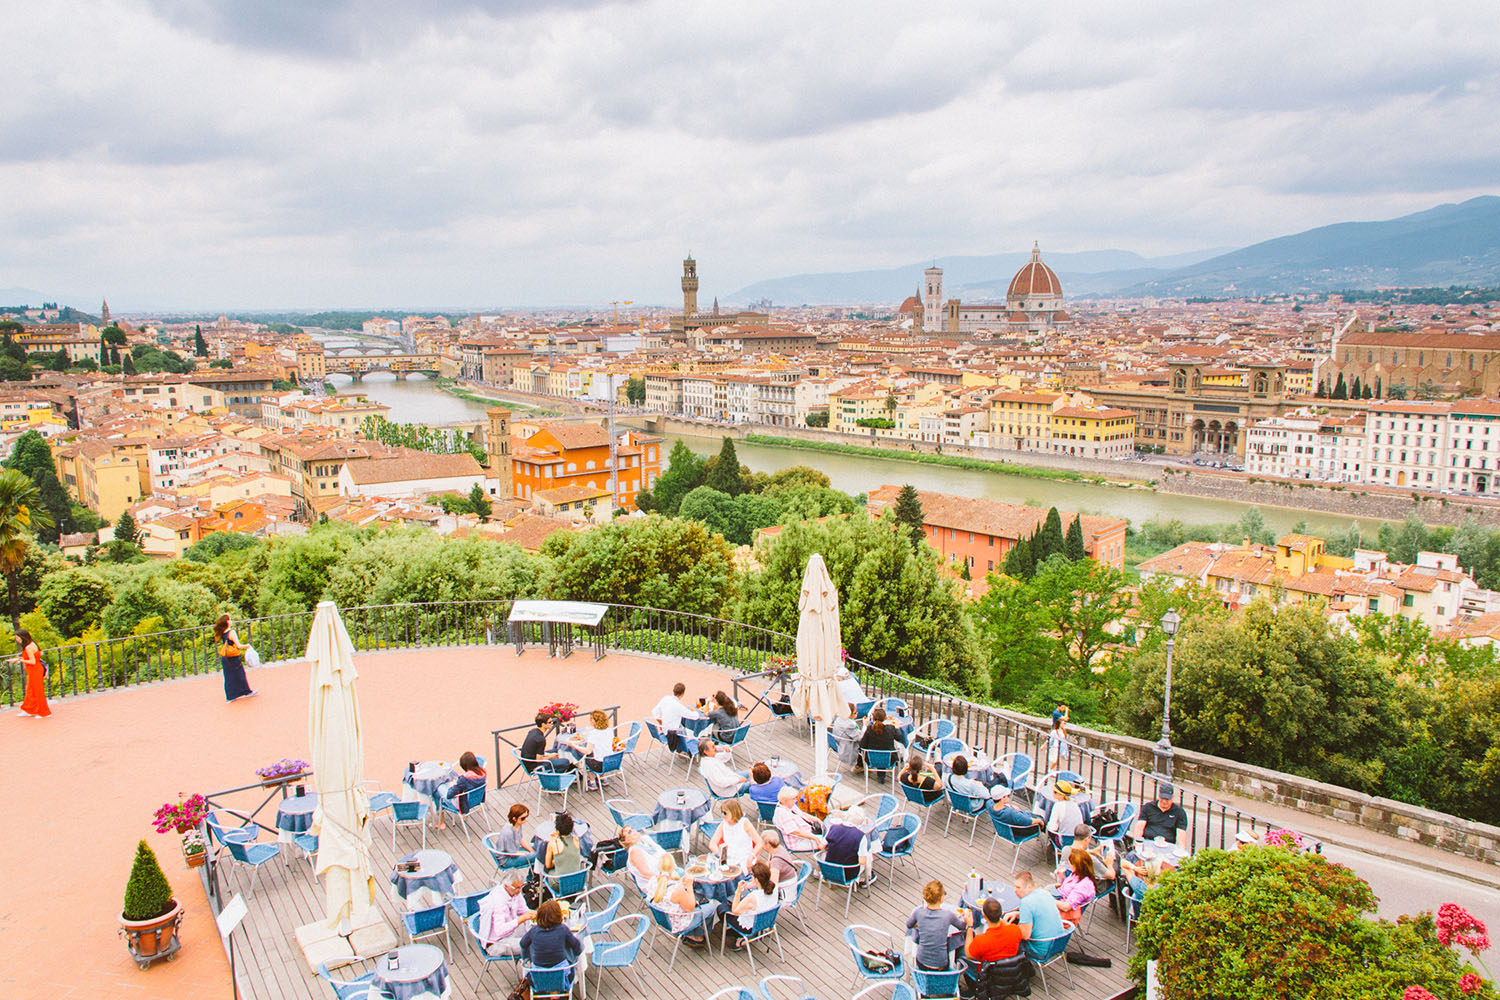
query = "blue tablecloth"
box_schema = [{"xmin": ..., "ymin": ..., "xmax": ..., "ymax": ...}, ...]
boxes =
[
  {"xmin": 276, "ymin": 793, "xmax": 318, "ymax": 834},
  {"xmin": 405, "ymin": 761, "xmax": 451, "ymax": 801},
  {"xmin": 392, "ymin": 849, "xmax": 459, "ymax": 900},
  {"xmin": 687, "ymin": 859, "xmax": 748, "ymax": 906},
  {"xmin": 653, "ymin": 788, "xmax": 710, "ymax": 827},
  {"xmin": 371, "ymin": 944, "xmax": 448, "ymax": 1000}
]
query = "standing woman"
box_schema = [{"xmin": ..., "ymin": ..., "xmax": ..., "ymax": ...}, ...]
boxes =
[
  {"xmin": 16, "ymin": 628, "xmax": 50, "ymax": 718},
  {"xmin": 214, "ymin": 614, "xmax": 256, "ymax": 702}
]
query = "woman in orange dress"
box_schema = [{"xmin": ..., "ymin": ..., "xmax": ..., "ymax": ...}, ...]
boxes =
[{"xmin": 16, "ymin": 628, "xmax": 50, "ymax": 718}]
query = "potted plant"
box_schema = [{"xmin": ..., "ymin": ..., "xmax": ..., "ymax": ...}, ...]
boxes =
[
  {"xmin": 152, "ymin": 794, "xmax": 209, "ymax": 867},
  {"xmin": 119, "ymin": 840, "xmax": 183, "ymax": 969},
  {"xmin": 255, "ymin": 758, "xmax": 310, "ymax": 787}
]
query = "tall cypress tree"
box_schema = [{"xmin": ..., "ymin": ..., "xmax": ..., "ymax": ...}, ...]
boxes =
[
  {"xmin": 194, "ymin": 326, "xmax": 208, "ymax": 357},
  {"xmin": 1332, "ymin": 373, "xmax": 1347, "ymax": 399},
  {"xmin": 1038, "ymin": 507, "xmax": 1065, "ymax": 561},
  {"xmin": 704, "ymin": 437, "xmax": 745, "ymax": 496},
  {"xmin": 1064, "ymin": 516, "xmax": 1086, "ymax": 561},
  {"xmin": 892, "ymin": 484, "xmax": 925, "ymax": 552}
]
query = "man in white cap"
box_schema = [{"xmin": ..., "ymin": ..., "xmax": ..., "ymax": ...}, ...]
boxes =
[{"xmin": 835, "ymin": 665, "xmax": 866, "ymax": 709}]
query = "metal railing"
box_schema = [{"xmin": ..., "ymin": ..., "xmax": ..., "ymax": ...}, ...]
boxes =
[
  {"xmin": 16, "ymin": 598, "xmax": 1310, "ymax": 849},
  {"xmin": 492, "ymin": 704, "xmax": 620, "ymax": 790}
]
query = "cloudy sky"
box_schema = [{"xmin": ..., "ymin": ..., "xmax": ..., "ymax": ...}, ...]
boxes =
[{"xmin": 2, "ymin": 1, "xmax": 1496, "ymax": 311}]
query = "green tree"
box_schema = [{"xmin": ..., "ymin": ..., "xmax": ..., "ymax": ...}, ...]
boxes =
[
  {"xmin": 650, "ymin": 440, "xmax": 706, "ymax": 515},
  {"xmin": 1132, "ymin": 846, "xmax": 1493, "ymax": 1000},
  {"xmin": 113, "ymin": 510, "xmax": 141, "ymax": 547},
  {"xmin": 122, "ymin": 840, "xmax": 175, "ymax": 922},
  {"xmin": 1030, "ymin": 556, "xmax": 1131, "ymax": 675},
  {"xmin": 1064, "ymin": 515, "xmax": 1086, "ymax": 561},
  {"xmin": 759, "ymin": 465, "xmax": 831, "ymax": 494},
  {"xmin": 5, "ymin": 430, "xmax": 71, "ymax": 542},
  {"xmin": 1332, "ymin": 372, "xmax": 1347, "ymax": 399},
  {"xmin": 704, "ymin": 437, "xmax": 745, "ymax": 496},
  {"xmin": 734, "ymin": 510, "xmax": 979, "ymax": 690},
  {"xmin": 1001, "ymin": 534, "xmax": 1034, "ymax": 579},
  {"xmin": 624, "ymin": 376, "xmax": 645, "ymax": 404},
  {"xmin": 101, "ymin": 325, "xmax": 127, "ymax": 346},
  {"xmin": 0, "ymin": 333, "xmax": 25, "ymax": 363},
  {"xmin": 0, "ymin": 469, "xmax": 54, "ymax": 627},
  {"xmin": 541, "ymin": 516, "xmax": 736, "ymax": 617},
  {"xmin": 805, "ymin": 410, "xmax": 829, "ymax": 428},
  {"xmin": 892, "ymin": 484, "xmax": 925, "ymax": 552},
  {"xmin": 255, "ymin": 523, "xmax": 360, "ymax": 614},
  {"xmin": 1233, "ymin": 506, "xmax": 1275, "ymax": 546},
  {"xmin": 182, "ymin": 531, "xmax": 261, "ymax": 563},
  {"xmin": 122, "ymin": 354, "xmax": 137, "ymax": 376},
  {"xmin": 36, "ymin": 568, "xmax": 113, "ymax": 638},
  {"xmin": 972, "ymin": 574, "xmax": 1056, "ymax": 699},
  {"xmin": 1036, "ymin": 507, "xmax": 1065, "ymax": 562},
  {"xmin": 1117, "ymin": 601, "xmax": 1400, "ymax": 790},
  {"xmin": 194, "ymin": 326, "xmax": 208, "ymax": 357},
  {"xmin": 47, "ymin": 349, "xmax": 69, "ymax": 371},
  {"xmin": 1315, "ymin": 380, "xmax": 1328, "ymax": 398},
  {"xmin": 773, "ymin": 485, "xmax": 859, "ymax": 520},
  {"xmin": 467, "ymin": 483, "xmax": 492, "ymax": 522},
  {"xmin": 0, "ymin": 356, "xmax": 30, "ymax": 382}
]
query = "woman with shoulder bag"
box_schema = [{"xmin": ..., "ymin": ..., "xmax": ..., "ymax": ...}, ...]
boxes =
[{"xmin": 214, "ymin": 613, "xmax": 257, "ymax": 702}]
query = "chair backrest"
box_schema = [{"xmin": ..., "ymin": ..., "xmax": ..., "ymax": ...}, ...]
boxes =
[
  {"xmin": 391, "ymin": 800, "xmax": 425, "ymax": 822},
  {"xmin": 945, "ymin": 786, "xmax": 984, "ymax": 814},
  {"xmin": 879, "ymin": 814, "xmax": 921, "ymax": 854},
  {"xmin": 545, "ymin": 867, "xmax": 589, "ymax": 897},
  {"xmin": 225, "ymin": 839, "xmax": 252, "ymax": 863},
  {"xmin": 989, "ymin": 810, "xmax": 1038, "ymax": 843},
  {"xmin": 527, "ymin": 959, "xmax": 577, "ymax": 997},
  {"xmin": 539, "ymin": 770, "xmax": 578, "ymax": 792},
  {"xmin": 865, "ymin": 793, "xmax": 899, "ymax": 824},
  {"xmin": 593, "ymin": 914, "xmax": 648, "ymax": 964},
  {"xmin": 899, "ymin": 781, "xmax": 940, "ymax": 808},
  {"xmin": 781, "ymin": 860, "xmax": 813, "ymax": 905},
  {"xmin": 723, "ymin": 722, "xmax": 752, "ymax": 746},
  {"xmin": 1092, "ymin": 800, "xmax": 1137, "ymax": 840},
  {"xmin": 455, "ymin": 784, "xmax": 485, "ymax": 810},
  {"xmin": 911, "ymin": 967, "xmax": 963, "ymax": 999},
  {"xmin": 578, "ymin": 883, "xmax": 624, "ymax": 933},
  {"xmin": 817, "ymin": 857, "xmax": 857, "ymax": 885},
  {"xmin": 933, "ymin": 737, "xmax": 965, "ymax": 759},
  {"xmin": 621, "ymin": 721, "xmax": 643, "ymax": 752},
  {"xmin": 882, "ymin": 697, "xmax": 908, "ymax": 713},
  {"xmin": 1025, "ymin": 920, "xmax": 1076, "ymax": 963},
  {"xmin": 644, "ymin": 719, "xmax": 664, "ymax": 744},
  {"xmin": 755, "ymin": 799, "xmax": 779, "ymax": 823},
  {"xmin": 1001, "ymin": 752, "xmax": 1034, "ymax": 788},
  {"xmin": 606, "ymin": 798, "xmax": 639, "ymax": 827},
  {"xmin": 863, "ymin": 749, "xmax": 900, "ymax": 772},
  {"xmin": 647, "ymin": 823, "xmax": 683, "ymax": 849},
  {"xmin": 406, "ymin": 903, "xmax": 447, "ymax": 933},
  {"xmin": 368, "ymin": 791, "xmax": 398, "ymax": 814},
  {"xmin": 758, "ymin": 975, "xmax": 811, "ymax": 1000},
  {"xmin": 448, "ymin": 888, "xmax": 489, "ymax": 919},
  {"xmin": 853, "ymin": 982, "xmax": 916, "ymax": 1000},
  {"xmin": 747, "ymin": 905, "xmax": 781, "ymax": 935}
]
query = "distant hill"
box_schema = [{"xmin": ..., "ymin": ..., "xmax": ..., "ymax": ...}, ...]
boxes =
[
  {"xmin": 1107, "ymin": 196, "xmax": 1500, "ymax": 298},
  {"xmin": 726, "ymin": 248, "xmax": 1233, "ymax": 306}
]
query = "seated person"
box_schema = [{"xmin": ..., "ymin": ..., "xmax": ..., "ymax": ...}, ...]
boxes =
[
  {"xmin": 824, "ymin": 806, "xmax": 874, "ymax": 887},
  {"xmin": 1131, "ymin": 782, "xmax": 1190, "ymax": 848},
  {"xmin": 773, "ymin": 785, "xmax": 825, "ymax": 852},
  {"xmin": 648, "ymin": 857, "xmax": 711, "ymax": 947},
  {"xmin": 758, "ymin": 830, "xmax": 801, "ymax": 903},
  {"xmin": 475, "ymin": 875, "xmax": 534, "ymax": 955},
  {"xmin": 725, "ymin": 862, "xmax": 780, "ymax": 949},
  {"xmin": 543, "ymin": 812, "xmax": 585, "ymax": 874},
  {"xmin": 990, "ymin": 788, "xmax": 1044, "ymax": 831},
  {"xmin": 1054, "ymin": 848, "xmax": 1098, "ymax": 924},
  {"xmin": 710, "ymin": 799, "xmax": 763, "ymax": 869},
  {"xmin": 520, "ymin": 713, "xmax": 570, "ymax": 774},
  {"xmin": 900, "ymin": 751, "xmax": 944, "ymax": 803},
  {"xmin": 907, "ymin": 879, "xmax": 968, "ymax": 972},
  {"xmin": 568, "ymin": 709, "xmax": 618, "ymax": 789},
  {"xmin": 705, "ymin": 690, "xmax": 745, "ymax": 742},
  {"xmin": 652, "ymin": 682, "xmax": 694, "ymax": 753},
  {"xmin": 1120, "ymin": 856, "xmax": 1164, "ymax": 917},
  {"xmin": 858, "ymin": 708, "xmax": 904, "ymax": 782},
  {"xmin": 944, "ymin": 755, "xmax": 991, "ymax": 802},
  {"xmin": 964, "ymin": 897, "xmax": 1023, "ymax": 972},
  {"xmin": 835, "ymin": 665, "xmax": 866, "ymax": 707},
  {"xmin": 1045, "ymin": 780, "xmax": 1086, "ymax": 846},
  {"xmin": 829, "ymin": 704, "xmax": 862, "ymax": 767},
  {"xmin": 621, "ymin": 825, "xmax": 666, "ymax": 892},
  {"xmin": 746, "ymin": 761, "xmax": 786, "ymax": 805},
  {"xmin": 1011, "ymin": 871, "xmax": 1066, "ymax": 957},
  {"xmin": 437, "ymin": 750, "xmax": 487, "ymax": 830},
  {"xmin": 489, "ymin": 803, "xmax": 531, "ymax": 855},
  {"xmin": 699, "ymin": 741, "xmax": 749, "ymax": 798},
  {"xmin": 519, "ymin": 899, "xmax": 581, "ymax": 972}
]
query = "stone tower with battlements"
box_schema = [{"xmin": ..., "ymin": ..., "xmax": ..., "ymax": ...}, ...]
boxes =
[
  {"xmin": 486, "ymin": 407, "xmax": 513, "ymax": 500},
  {"xmin": 682, "ymin": 256, "xmax": 699, "ymax": 318}
]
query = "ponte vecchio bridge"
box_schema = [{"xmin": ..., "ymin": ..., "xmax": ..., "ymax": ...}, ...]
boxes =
[{"xmin": 321, "ymin": 348, "xmax": 441, "ymax": 380}]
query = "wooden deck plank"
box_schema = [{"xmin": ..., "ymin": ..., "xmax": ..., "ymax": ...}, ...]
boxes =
[{"xmin": 218, "ymin": 713, "xmax": 1136, "ymax": 1000}]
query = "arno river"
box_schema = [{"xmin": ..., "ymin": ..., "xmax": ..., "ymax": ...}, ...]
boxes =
[{"xmin": 332, "ymin": 373, "xmax": 1387, "ymax": 536}]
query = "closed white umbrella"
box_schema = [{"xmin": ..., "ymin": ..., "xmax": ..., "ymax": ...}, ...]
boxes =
[
  {"xmin": 791, "ymin": 554, "xmax": 845, "ymax": 782},
  {"xmin": 307, "ymin": 601, "xmax": 375, "ymax": 933}
]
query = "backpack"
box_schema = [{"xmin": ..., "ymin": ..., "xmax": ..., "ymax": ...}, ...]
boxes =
[
  {"xmin": 859, "ymin": 948, "xmax": 900, "ymax": 975},
  {"xmin": 1090, "ymin": 806, "xmax": 1120, "ymax": 834},
  {"xmin": 880, "ymin": 825, "xmax": 907, "ymax": 852},
  {"xmin": 521, "ymin": 870, "xmax": 552, "ymax": 910}
]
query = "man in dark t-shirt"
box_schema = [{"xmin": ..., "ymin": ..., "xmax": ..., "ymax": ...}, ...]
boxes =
[
  {"xmin": 1132, "ymin": 782, "xmax": 1189, "ymax": 846},
  {"xmin": 520, "ymin": 713, "xmax": 570, "ymax": 774}
]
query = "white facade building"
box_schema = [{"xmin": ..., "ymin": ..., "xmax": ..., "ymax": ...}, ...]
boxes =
[{"xmin": 1245, "ymin": 410, "xmax": 1368, "ymax": 483}]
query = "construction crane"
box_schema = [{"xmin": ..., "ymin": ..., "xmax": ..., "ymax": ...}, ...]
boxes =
[{"xmin": 610, "ymin": 300, "xmax": 633, "ymax": 326}]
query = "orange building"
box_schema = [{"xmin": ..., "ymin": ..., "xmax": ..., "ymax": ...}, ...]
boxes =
[
  {"xmin": 866, "ymin": 485, "xmax": 1128, "ymax": 574},
  {"xmin": 511, "ymin": 422, "xmax": 661, "ymax": 511}
]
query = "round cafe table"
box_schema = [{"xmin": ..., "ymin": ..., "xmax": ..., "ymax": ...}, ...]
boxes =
[
  {"xmin": 404, "ymin": 761, "xmax": 451, "ymax": 804},
  {"xmin": 960, "ymin": 880, "xmax": 1022, "ymax": 922},
  {"xmin": 275, "ymin": 793, "xmax": 319, "ymax": 843},
  {"xmin": 685, "ymin": 855, "xmax": 748, "ymax": 906},
  {"xmin": 391, "ymin": 849, "xmax": 460, "ymax": 909},
  {"xmin": 370, "ymin": 943, "xmax": 450, "ymax": 1000},
  {"xmin": 653, "ymin": 788, "xmax": 710, "ymax": 827}
]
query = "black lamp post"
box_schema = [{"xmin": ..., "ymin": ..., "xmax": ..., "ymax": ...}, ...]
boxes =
[{"xmin": 1154, "ymin": 609, "xmax": 1181, "ymax": 778}]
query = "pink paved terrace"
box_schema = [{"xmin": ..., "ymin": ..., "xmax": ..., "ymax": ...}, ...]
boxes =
[{"xmin": 0, "ymin": 647, "xmax": 730, "ymax": 1000}]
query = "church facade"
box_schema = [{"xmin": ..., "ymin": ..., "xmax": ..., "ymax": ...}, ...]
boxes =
[{"xmin": 915, "ymin": 243, "xmax": 1071, "ymax": 337}]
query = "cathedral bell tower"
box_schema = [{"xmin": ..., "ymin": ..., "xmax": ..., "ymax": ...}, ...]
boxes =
[{"xmin": 682, "ymin": 255, "xmax": 699, "ymax": 318}]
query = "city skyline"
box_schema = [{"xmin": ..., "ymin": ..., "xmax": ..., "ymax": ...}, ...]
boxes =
[{"xmin": 2, "ymin": 1, "xmax": 1497, "ymax": 310}]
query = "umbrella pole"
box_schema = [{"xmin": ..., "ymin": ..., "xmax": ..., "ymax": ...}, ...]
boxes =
[{"xmin": 814, "ymin": 719, "xmax": 830, "ymax": 784}]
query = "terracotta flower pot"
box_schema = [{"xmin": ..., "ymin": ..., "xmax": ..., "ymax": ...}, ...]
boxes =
[{"xmin": 120, "ymin": 900, "xmax": 182, "ymax": 967}]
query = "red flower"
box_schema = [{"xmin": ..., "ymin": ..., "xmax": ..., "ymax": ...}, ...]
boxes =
[
  {"xmin": 1403, "ymin": 987, "xmax": 1438, "ymax": 1000},
  {"xmin": 1460, "ymin": 973, "xmax": 1483, "ymax": 994},
  {"xmin": 1438, "ymin": 903, "xmax": 1491, "ymax": 952}
]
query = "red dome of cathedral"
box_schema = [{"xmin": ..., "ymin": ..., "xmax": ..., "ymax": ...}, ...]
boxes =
[{"xmin": 1007, "ymin": 242, "xmax": 1063, "ymax": 300}]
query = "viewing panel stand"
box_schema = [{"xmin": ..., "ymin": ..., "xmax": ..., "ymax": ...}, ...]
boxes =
[{"xmin": 506, "ymin": 600, "xmax": 609, "ymax": 660}]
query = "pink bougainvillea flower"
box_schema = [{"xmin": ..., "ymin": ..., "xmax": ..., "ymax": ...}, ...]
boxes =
[
  {"xmin": 1438, "ymin": 903, "xmax": 1491, "ymax": 952},
  {"xmin": 1459, "ymin": 973, "xmax": 1483, "ymax": 994},
  {"xmin": 1403, "ymin": 987, "xmax": 1438, "ymax": 1000}
]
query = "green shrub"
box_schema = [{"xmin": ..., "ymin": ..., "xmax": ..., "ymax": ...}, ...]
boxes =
[{"xmin": 122, "ymin": 840, "xmax": 174, "ymax": 921}]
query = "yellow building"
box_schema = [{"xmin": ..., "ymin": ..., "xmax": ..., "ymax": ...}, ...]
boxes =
[
  {"xmin": 66, "ymin": 443, "xmax": 146, "ymax": 520},
  {"xmin": 830, "ymin": 386, "xmax": 904, "ymax": 439},
  {"xmin": 989, "ymin": 391, "xmax": 1064, "ymax": 453},
  {"xmin": 1049, "ymin": 406, "xmax": 1137, "ymax": 459}
]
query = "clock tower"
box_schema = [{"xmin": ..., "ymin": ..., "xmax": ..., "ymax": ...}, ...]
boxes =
[{"xmin": 682, "ymin": 255, "xmax": 699, "ymax": 318}]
